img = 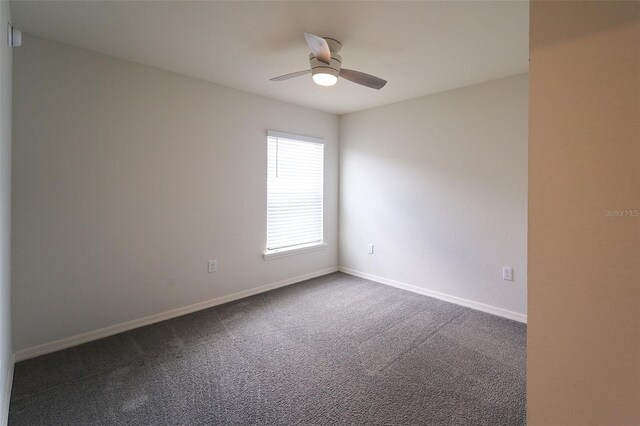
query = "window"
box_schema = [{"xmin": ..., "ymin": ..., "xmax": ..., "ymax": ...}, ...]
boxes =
[{"xmin": 265, "ymin": 131, "xmax": 324, "ymax": 259}]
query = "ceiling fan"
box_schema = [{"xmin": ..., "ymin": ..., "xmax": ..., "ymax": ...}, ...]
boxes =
[{"xmin": 270, "ymin": 33, "xmax": 387, "ymax": 90}]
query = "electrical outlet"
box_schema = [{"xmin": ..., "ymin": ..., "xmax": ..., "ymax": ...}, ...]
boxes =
[
  {"xmin": 503, "ymin": 267, "xmax": 513, "ymax": 281},
  {"xmin": 368, "ymin": 244, "xmax": 374, "ymax": 255},
  {"xmin": 208, "ymin": 260, "xmax": 217, "ymax": 273}
]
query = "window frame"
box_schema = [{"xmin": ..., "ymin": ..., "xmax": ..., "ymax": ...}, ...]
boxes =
[{"xmin": 263, "ymin": 130, "xmax": 326, "ymax": 260}]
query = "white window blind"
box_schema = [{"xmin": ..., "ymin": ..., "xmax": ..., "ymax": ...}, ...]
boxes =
[{"xmin": 267, "ymin": 132, "xmax": 324, "ymax": 252}]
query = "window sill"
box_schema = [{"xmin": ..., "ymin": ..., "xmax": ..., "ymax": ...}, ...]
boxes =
[{"xmin": 263, "ymin": 242, "xmax": 327, "ymax": 261}]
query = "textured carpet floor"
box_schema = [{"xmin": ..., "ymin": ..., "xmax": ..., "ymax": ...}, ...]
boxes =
[{"xmin": 9, "ymin": 272, "xmax": 526, "ymax": 425}]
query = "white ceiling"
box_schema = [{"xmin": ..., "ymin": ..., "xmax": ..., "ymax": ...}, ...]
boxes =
[{"xmin": 11, "ymin": 1, "xmax": 529, "ymax": 115}]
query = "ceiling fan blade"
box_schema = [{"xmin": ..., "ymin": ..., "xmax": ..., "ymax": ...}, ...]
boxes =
[
  {"xmin": 339, "ymin": 68, "xmax": 387, "ymax": 90},
  {"xmin": 270, "ymin": 70, "xmax": 311, "ymax": 81},
  {"xmin": 304, "ymin": 32, "xmax": 331, "ymax": 64}
]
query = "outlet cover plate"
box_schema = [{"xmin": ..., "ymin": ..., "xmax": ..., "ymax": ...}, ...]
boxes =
[{"xmin": 503, "ymin": 267, "xmax": 513, "ymax": 281}]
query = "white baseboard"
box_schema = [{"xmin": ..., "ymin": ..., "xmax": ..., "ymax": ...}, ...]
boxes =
[
  {"xmin": 339, "ymin": 267, "xmax": 527, "ymax": 323},
  {"xmin": 13, "ymin": 266, "xmax": 524, "ymax": 363},
  {"xmin": 14, "ymin": 267, "xmax": 339, "ymax": 362},
  {"xmin": 1, "ymin": 354, "xmax": 14, "ymax": 426}
]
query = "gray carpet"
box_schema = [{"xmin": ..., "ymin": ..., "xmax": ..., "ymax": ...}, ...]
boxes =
[{"xmin": 9, "ymin": 272, "xmax": 526, "ymax": 425}]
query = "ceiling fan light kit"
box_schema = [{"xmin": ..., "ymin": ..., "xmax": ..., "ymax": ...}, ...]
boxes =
[
  {"xmin": 271, "ymin": 33, "xmax": 387, "ymax": 90},
  {"xmin": 310, "ymin": 48, "xmax": 341, "ymax": 86},
  {"xmin": 312, "ymin": 73, "xmax": 338, "ymax": 86}
]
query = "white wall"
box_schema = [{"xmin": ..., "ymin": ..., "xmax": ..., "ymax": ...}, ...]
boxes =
[
  {"xmin": 0, "ymin": 0, "xmax": 12, "ymax": 422},
  {"xmin": 339, "ymin": 74, "xmax": 528, "ymax": 317},
  {"xmin": 12, "ymin": 34, "xmax": 339, "ymax": 352}
]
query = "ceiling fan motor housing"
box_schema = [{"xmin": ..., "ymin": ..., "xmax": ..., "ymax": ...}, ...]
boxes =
[
  {"xmin": 309, "ymin": 52, "xmax": 342, "ymax": 80},
  {"xmin": 309, "ymin": 37, "xmax": 343, "ymax": 80}
]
